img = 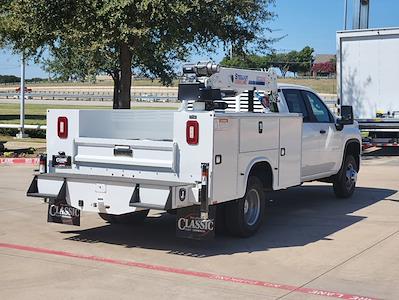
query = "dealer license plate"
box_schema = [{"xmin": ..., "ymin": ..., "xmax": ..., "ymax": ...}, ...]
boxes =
[{"xmin": 52, "ymin": 154, "xmax": 72, "ymax": 168}]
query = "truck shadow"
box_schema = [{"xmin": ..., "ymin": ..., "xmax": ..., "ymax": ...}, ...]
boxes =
[{"xmin": 61, "ymin": 185, "xmax": 396, "ymax": 258}]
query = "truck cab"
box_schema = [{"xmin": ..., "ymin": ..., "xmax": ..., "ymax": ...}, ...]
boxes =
[{"xmin": 276, "ymin": 84, "xmax": 361, "ymax": 183}]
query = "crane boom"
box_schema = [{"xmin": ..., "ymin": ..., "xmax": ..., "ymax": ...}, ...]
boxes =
[
  {"xmin": 205, "ymin": 66, "xmax": 277, "ymax": 95},
  {"xmin": 178, "ymin": 61, "xmax": 277, "ymax": 111}
]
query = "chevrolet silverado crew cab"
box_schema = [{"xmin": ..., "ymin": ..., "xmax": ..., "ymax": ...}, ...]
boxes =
[{"xmin": 27, "ymin": 62, "xmax": 361, "ymax": 239}]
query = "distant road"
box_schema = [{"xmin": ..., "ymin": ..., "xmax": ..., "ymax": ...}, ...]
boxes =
[
  {"xmin": 0, "ymin": 98, "xmax": 180, "ymax": 108},
  {"xmin": 0, "ymin": 85, "xmax": 178, "ymax": 93}
]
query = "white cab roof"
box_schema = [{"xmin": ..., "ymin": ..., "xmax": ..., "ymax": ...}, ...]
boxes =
[{"xmin": 277, "ymin": 83, "xmax": 316, "ymax": 94}]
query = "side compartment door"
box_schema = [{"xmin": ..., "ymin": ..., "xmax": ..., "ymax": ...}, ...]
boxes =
[
  {"xmin": 278, "ymin": 117, "xmax": 302, "ymax": 188},
  {"xmin": 212, "ymin": 118, "xmax": 239, "ymax": 201}
]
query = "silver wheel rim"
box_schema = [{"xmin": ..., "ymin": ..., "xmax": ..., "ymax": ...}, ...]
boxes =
[
  {"xmin": 345, "ymin": 163, "xmax": 357, "ymax": 190},
  {"xmin": 243, "ymin": 188, "xmax": 261, "ymax": 226}
]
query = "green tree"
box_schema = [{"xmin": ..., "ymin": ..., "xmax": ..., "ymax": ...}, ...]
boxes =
[
  {"xmin": 0, "ymin": 75, "xmax": 20, "ymax": 84},
  {"xmin": 221, "ymin": 54, "xmax": 272, "ymax": 70},
  {"xmin": 295, "ymin": 46, "xmax": 314, "ymax": 75},
  {"xmin": 221, "ymin": 46, "xmax": 314, "ymax": 77},
  {"xmin": 0, "ymin": 0, "xmax": 276, "ymax": 108}
]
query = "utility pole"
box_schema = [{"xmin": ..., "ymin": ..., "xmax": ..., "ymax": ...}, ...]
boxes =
[{"xmin": 16, "ymin": 53, "xmax": 28, "ymax": 139}]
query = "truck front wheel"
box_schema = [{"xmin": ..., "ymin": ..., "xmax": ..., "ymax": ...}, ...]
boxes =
[
  {"xmin": 99, "ymin": 210, "xmax": 149, "ymax": 224},
  {"xmin": 333, "ymin": 155, "xmax": 358, "ymax": 198},
  {"xmin": 225, "ymin": 176, "xmax": 265, "ymax": 237}
]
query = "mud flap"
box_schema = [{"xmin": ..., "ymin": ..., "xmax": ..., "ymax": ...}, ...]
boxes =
[
  {"xmin": 43, "ymin": 179, "xmax": 80, "ymax": 226},
  {"xmin": 176, "ymin": 205, "xmax": 216, "ymax": 240},
  {"xmin": 47, "ymin": 199, "xmax": 81, "ymax": 226}
]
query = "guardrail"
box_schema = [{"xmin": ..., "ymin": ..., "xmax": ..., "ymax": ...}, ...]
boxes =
[
  {"xmin": 0, "ymin": 92, "xmax": 178, "ymax": 102},
  {"xmin": 0, "ymin": 92, "xmax": 337, "ymax": 105}
]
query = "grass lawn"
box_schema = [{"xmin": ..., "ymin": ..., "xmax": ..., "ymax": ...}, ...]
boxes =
[
  {"xmin": 0, "ymin": 134, "xmax": 46, "ymax": 143},
  {"xmin": 0, "ymin": 103, "xmax": 177, "ymax": 125},
  {"xmin": 279, "ymin": 78, "xmax": 337, "ymax": 94}
]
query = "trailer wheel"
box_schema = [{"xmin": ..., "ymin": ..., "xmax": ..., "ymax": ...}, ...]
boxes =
[
  {"xmin": 333, "ymin": 155, "xmax": 358, "ymax": 198},
  {"xmin": 99, "ymin": 210, "xmax": 149, "ymax": 224},
  {"xmin": 225, "ymin": 176, "xmax": 265, "ymax": 237}
]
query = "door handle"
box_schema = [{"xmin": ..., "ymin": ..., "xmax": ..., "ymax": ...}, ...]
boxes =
[
  {"xmin": 320, "ymin": 130, "xmax": 326, "ymax": 134},
  {"xmin": 114, "ymin": 145, "xmax": 133, "ymax": 157}
]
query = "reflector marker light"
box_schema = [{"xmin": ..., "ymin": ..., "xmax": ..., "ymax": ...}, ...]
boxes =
[
  {"xmin": 186, "ymin": 120, "xmax": 199, "ymax": 145},
  {"xmin": 57, "ymin": 117, "xmax": 68, "ymax": 139}
]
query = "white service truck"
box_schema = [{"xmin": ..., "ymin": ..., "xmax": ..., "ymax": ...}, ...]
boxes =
[
  {"xmin": 337, "ymin": 27, "xmax": 399, "ymax": 148},
  {"xmin": 27, "ymin": 62, "xmax": 361, "ymax": 239}
]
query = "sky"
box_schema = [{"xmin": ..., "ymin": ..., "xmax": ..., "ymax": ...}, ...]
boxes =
[{"xmin": 1, "ymin": 0, "xmax": 398, "ymax": 78}]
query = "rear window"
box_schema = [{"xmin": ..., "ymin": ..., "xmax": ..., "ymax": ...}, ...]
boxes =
[{"xmin": 282, "ymin": 89, "xmax": 309, "ymax": 121}]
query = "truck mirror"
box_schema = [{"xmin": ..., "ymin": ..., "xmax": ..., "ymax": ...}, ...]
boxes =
[{"xmin": 339, "ymin": 105, "xmax": 354, "ymax": 125}]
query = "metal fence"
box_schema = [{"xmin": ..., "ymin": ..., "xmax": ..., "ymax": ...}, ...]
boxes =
[{"xmin": 0, "ymin": 91, "xmax": 178, "ymax": 102}]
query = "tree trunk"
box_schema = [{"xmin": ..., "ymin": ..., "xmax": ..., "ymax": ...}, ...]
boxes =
[
  {"xmin": 116, "ymin": 43, "xmax": 133, "ymax": 109},
  {"xmin": 111, "ymin": 71, "xmax": 120, "ymax": 109}
]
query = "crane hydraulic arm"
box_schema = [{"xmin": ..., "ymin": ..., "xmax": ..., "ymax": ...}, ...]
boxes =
[{"xmin": 178, "ymin": 61, "xmax": 278, "ymax": 111}]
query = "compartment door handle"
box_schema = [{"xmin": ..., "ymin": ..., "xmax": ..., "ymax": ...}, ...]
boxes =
[{"xmin": 114, "ymin": 145, "xmax": 133, "ymax": 157}]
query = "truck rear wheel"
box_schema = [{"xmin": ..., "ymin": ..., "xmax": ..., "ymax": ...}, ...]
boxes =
[
  {"xmin": 225, "ymin": 176, "xmax": 265, "ymax": 237},
  {"xmin": 333, "ymin": 155, "xmax": 358, "ymax": 198},
  {"xmin": 99, "ymin": 210, "xmax": 149, "ymax": 224}
]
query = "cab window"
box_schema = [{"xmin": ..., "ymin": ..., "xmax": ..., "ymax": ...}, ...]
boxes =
[
  {"xmin": 282, "ymin": 89, "xmax": 310, "ymax": 122},
  {"xmin": 302, "ymin": 91, "xmax": 333, "ymax": 123}
]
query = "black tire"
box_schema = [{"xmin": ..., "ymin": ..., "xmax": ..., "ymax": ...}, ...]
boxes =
[
  {"xmin": 99, "ymin": 210, "xmax": 149, "ymax": 224},
  {"xmin": 225, "ymin": 176, "xmax": 265, "ymax": 237},
  {"xmin": 215, "ymin": 204, "xmax": 227, "ymax": 235},
  {"xmin": 333, "ymin": 155, "xmax": 358, "ymax": 198}
]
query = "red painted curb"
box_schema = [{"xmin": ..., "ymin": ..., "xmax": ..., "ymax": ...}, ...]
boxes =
[
  {"xmin": 0, "ymin": 242, "xmax": 379, "ymax": 300},
  {"xmin": 0, "ymin": 158, "xmax": 39, "ymax": 165}
]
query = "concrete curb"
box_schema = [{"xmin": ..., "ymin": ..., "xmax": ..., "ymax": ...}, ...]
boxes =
[{"xmin": 0, "ymin": 158, "xmax": 39, "ymax": 165}]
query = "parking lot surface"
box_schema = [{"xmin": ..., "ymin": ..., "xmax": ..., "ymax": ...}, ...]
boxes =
[{"xmin": 0, "ymin": 156, "xmax": 398, "ymax": 300}]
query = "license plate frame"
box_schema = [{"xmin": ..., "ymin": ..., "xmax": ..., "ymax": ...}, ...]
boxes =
[{"xmin": 52, "ymin": 154, "xmax": 72, "ymax": 168}]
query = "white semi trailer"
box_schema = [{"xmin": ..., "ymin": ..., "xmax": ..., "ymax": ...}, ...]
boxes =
[{"xmin": 337, "ymin": 27, "xmax": 399, "ymax": 148}]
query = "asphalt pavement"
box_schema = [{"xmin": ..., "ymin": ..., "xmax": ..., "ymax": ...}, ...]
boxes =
[{"xmin": 0, "ymin": 156, "xmax": 398, "ymax": 300}]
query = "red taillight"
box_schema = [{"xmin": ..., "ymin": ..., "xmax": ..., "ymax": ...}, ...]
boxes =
[
  {"xmin": 186, "ymin": 120, "xmax": 199, "ymax": 145},
  {"xmin": 57, "ymin": 116, "xmax": 68, "ymax": 139},
  {"xmin": 39, "ymin": 154, "xmax": 47, "ymax": 174}
]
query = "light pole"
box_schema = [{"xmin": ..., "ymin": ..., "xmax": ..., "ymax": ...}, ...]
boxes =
[
  {"xmin": 344, "ymin": 0, "xmax": 348, "ymax": 30},
  {"xmin": 16, "ymin": 53, "xmax": 28, "ymax": 139},
  {"xmin": 353, "ymin": 0, "xmax": 370, "ymax": 30}
]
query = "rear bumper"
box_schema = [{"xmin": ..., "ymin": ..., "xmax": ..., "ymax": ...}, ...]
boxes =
[{"xmin": 27, "ymin": 173, "xmax": 198, "ymax": 214}]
